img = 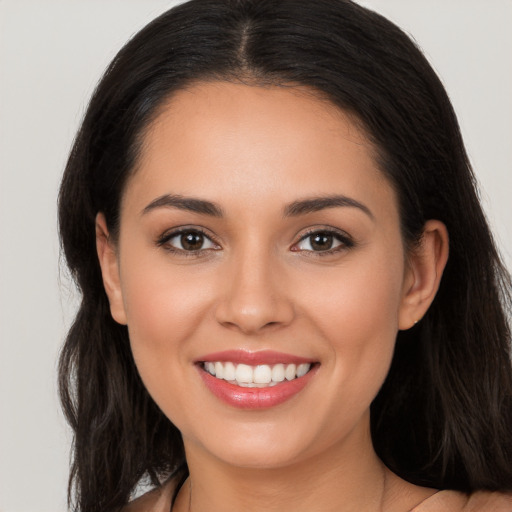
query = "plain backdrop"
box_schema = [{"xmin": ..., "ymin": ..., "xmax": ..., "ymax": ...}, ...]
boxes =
[{"xmin": 0, "ymin": 1, "xmax": 510, "ymax": 511}]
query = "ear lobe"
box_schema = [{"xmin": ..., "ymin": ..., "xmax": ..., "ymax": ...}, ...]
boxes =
[
  {"xmin": 95, "ymin": 213, "xmax": 127, "ymax": 325},
  {"xmin": 398, "ymin": 220, "xmax": 449, "ymax": 330}
]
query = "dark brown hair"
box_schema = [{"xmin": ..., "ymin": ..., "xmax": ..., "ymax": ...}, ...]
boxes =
[{"xmin": 58, "ymin": 1, "xmax": 512, "ymax": 510}]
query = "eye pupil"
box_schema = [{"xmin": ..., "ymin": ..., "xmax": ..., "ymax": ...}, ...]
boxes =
[
  {"xmin": 311, "ymin": 233, "xmax": 333, "ymax": 251},
  {"xmin": 181, "ymin": 231, "xmax": 204, "ymax": 250}
]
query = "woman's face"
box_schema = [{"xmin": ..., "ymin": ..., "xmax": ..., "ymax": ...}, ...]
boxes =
[{"xmin": 99, "ymin": 82, "xmax": 425, "ymax": 469}]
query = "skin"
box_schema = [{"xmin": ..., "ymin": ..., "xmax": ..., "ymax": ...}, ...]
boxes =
[{"xmin": 97, "ymin": 82, "xmax": 449, "ymax": 512}]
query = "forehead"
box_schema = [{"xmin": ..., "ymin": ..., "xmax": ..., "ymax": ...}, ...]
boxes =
[
  {"xmin": 123, "ymin": 81, "xmax": 396, "ymax": 220},
  {"xmin": 142, "ymin": 81, "xmax": 372, "ymax": 166}
]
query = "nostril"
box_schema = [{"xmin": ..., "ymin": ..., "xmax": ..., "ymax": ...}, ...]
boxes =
[{"xmin": 215, "ymin": 290, "xmax": 295, "ymax": 333}]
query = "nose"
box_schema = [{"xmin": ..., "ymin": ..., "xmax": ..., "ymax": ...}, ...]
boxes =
[{"xmin": 214, "ymin": 247, "xmax": 295, "ymax": 335}]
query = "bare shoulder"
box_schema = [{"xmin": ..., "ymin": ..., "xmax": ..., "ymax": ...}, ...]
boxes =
[
  {"xmin": 465, "ymin": 491, "xmax": 512, "ymax": 512},
  {"xmin": 412, "ymin": 490, "xmax": 512, "ymax": 512},
  {"xmin": 122, "ymin": 479, "xmax": 176, "ymax": 512}
]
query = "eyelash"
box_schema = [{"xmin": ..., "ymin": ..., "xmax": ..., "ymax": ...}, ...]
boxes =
[
  {"xmin": 156, "ymin": 227, "xmax": 355, "ymax": 257},
  {"xmin": 156, "ymin": 227, "xmax": 221, "ymax": 257},
  {"xmin": 292, "ymin": 228, "xmax": 355, "ymax": 257}
]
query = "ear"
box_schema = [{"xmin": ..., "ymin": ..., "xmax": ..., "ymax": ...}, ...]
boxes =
[
  {"xmin": 95, "ymin": 213, "xmax": 127, "ymax": 325},
  {"xmin": 398, "ymin": 220, "xmax": 449, "ymax": 330}
]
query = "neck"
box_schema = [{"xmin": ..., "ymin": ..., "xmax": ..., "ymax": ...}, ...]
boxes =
[{"xmin": 177, "ymin": 421, "xmax": 395, "ymax": 512}]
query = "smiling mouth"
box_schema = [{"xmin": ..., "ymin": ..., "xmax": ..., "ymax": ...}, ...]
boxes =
[{"xmin": 201, "ymin": 361, "xmax": 313, "ymax": 388}]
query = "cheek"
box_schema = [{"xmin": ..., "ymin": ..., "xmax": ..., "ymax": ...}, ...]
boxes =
[
  {"xmin": 123, "ymin": 273, "xmax": 195, "ymax": 347},
  {"xmin": 119, "ymin": 230, "xmax": 215, "ymax": 334},
  {"xmin": 298, "ymin": 251, "xmax": 404, "ymax": 393},
  {"xmin": 118, "ymin": 252, "xmax": 214, "ymax": 395}
]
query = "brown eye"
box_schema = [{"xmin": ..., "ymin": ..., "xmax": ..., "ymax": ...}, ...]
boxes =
[
  {"xmin": 160, "ymin": 229, "xmax": 218, "ymax": 252},
  {"xmin": 181, "ymin": 231, "xmax": 205, "ymax": 250},
  {"xmin": 310, "ymin": 233, "xmax": 334, "ymax": 251},
  {"xmin": 294, "ymin": 230, "xmax": 353, "ymax": 253}
]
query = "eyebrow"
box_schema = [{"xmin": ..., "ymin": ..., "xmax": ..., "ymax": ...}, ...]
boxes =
[
  {"xmin": 283, "ymin": 195, "xmax": 374, "ymax": 219},
  {"xmin": 142, "ymin": 194, "xmax": 224, "ymax": 217},
  {"xmin": 142, "ymin": 193, "xmax": 373, "ymax": 220}
]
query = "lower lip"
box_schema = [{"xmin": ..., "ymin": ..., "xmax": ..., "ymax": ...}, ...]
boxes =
[{"xmin": 198, "ymin": 365, "xmax": 317, "ymax": 409}]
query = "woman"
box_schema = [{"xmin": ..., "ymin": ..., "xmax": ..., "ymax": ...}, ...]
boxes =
[{"xmin": 58, "ymin": 0, "xmax": 512, "ymax": 511}]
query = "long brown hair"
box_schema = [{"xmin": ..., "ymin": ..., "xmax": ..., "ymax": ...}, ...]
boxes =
[{"xmin": 58, "ymin": 1, "xmax": 512, "ymax": 510}]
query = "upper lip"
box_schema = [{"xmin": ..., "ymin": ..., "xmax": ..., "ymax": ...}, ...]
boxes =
[{"xmin": 196, "ymin": 349, "xmax": 315, "ymax": 366}]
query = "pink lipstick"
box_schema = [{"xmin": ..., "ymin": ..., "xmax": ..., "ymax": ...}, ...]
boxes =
[{"xmin": 196, "ymin": 350, "xmax": 318, "ymax": 409}]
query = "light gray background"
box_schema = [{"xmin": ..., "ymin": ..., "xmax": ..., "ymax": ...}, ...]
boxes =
[{"xmin": 0, "ymin": 1, "xmax": 510, "ymax": 511}]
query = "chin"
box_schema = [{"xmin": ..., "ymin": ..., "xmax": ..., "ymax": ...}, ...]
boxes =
[
  {"xmin": 184, "ymin": 415, "xmax": 342, "ymax": 471},
  {"xmin": 209, "ymin": 440, "xmax": 309, "ymax": 470}
]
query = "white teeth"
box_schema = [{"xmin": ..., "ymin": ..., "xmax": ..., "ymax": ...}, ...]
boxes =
[
  {"xmin": 237, "ymin": 381, "xmax": 279, "ymax": 388},
  {"xmin": 203, "ymin": 361, "xmax": 312, "ymax": 387},
  {"xmin": 235, "ymin": 363, "xmax": 253, "ymax": 383},
  {"xmin": 297, "ymin": 363, "xmax": 310, "ymax": 378},
  {"xmin": 214, "ymin": 362, "xmax": 224, "ymax": 379},
  {"xmin": 271, "ymin": 363, "xmax": 285, "ymax": 382},
  {"xmin": 254, "ymin": 365, "xmax": 272, "ymax": 384},
  {"xmin": 223, "ymin": 361, "xmax": 236, "ymax": 381},
  {"xmin": 285, "ymin": 364, "xmax": 296, "ymax": 381}
]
